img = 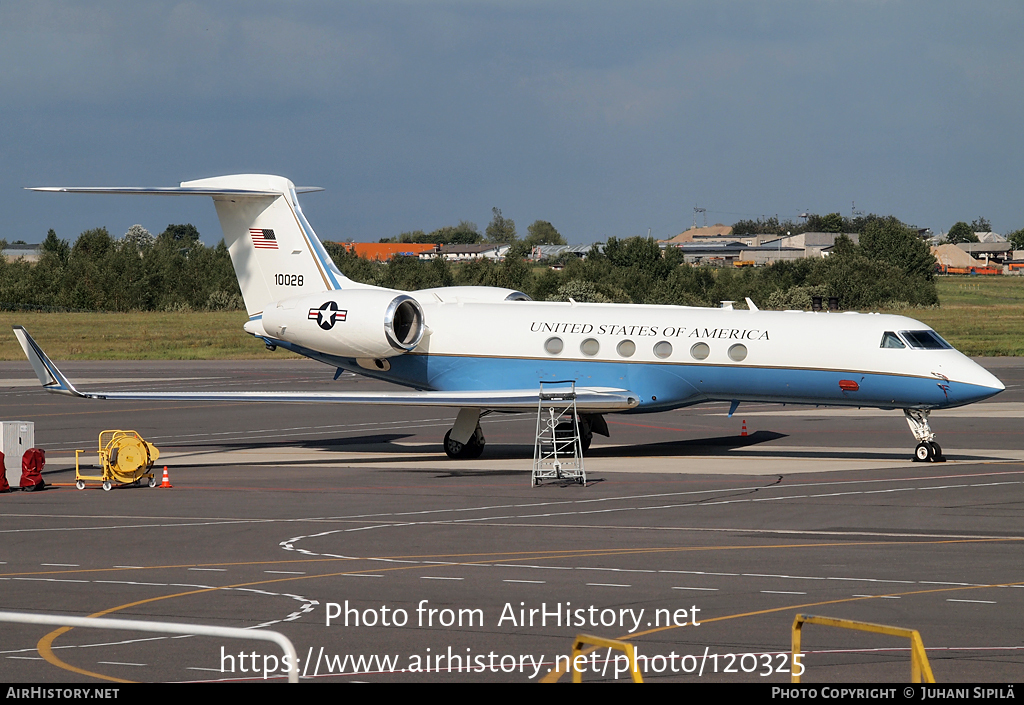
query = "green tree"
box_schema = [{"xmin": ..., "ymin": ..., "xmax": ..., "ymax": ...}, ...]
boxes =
[
  {"xmin": 397, "ymin": 221, "xmax": 481, "ymax": 245},
  {"xmin": 831, "ymin": 233, "xmax": 859, "ymax": 257},
  {"xmin": 946, "ymin": 222, "xmax": 978, "ymax": 244},
  {"xmin": 732, "ymin": 216, "xmax": 785, "ymax": 236},
  {"xmin": 427, "ymin": 221, "xmax": 482, "ymax": 245},
  {"xmin": 159, "ymin": 223, "xmax": 201, "ymax": 246},
  {"xmin": 71, "ymin": 227, "xmax": 114, "ymax": 260},
  {"xmin": 817, "ymin": 213, "xmax": 844, "ymax": 233},
  {"xmin": 548, "ymin": 279, "xmax": 610, "ymax": 303},
  {"xmin": 858, "ymin": 216, "xmax": 935, "ymax": 280},
  {"xmin": 122, "ymin": 224, "xmax": 154, "ymax": 250},
  {"xmin": 524, "ymin": 220, "xmax": 566, "ymax": 246},
  {"xmin": 603, "ymin": 236, "xmax": 663, "ymax": 270},
  {"xmin": 485, "ymin": 208, "xmax": 517, "ymax": 243},
  {"xmin": 40, "ymin": 229, "xmax": 70, "ymax": 265},
  {"xmin": 970, "ymin": 217, "xmax": 992, "ymax": 233},
  {"xmin": 1006, "ymin": 228, "xmax": 1024, "ymax": 250}
]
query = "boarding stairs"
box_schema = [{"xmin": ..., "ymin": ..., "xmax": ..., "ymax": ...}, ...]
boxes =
[{"xmin": 532, "ymin": 380, "xmax": 586, "ymax": 486}]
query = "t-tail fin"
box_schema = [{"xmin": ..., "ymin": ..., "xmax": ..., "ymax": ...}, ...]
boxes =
[{"xmin": 30, "ymin": 174, "xmax": 369, "ymax": 317}]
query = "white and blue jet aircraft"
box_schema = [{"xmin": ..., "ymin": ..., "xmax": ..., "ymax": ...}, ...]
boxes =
[{"xmin": 15, "ymin": 174, "xmax": 1004, "ymax": 462}]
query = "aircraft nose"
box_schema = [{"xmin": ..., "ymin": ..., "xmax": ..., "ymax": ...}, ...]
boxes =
[{"xmin": 958, "ymin": 359, "xmax": 1004, "ymax": 400}]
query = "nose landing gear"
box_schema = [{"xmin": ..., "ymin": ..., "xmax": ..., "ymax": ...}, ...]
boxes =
[{"xmin": 905, "ymin": 409, "xmax": 945, "ymax": 462}]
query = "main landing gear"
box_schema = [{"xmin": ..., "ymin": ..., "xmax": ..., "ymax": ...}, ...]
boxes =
[
  {"xmin": 904, "ymin": 409, "xmax": 945, "ymax": 463},
  {"xmin": 444, "ymin": 426, "xmax": 485, "ymax": 459},
  {"xmin": 444, "ymin": 408, "xmax": 486, "ymax": 459},
  {"xmin": 442, "ymin": 408, "xmax": 609, "ymax": 460}
]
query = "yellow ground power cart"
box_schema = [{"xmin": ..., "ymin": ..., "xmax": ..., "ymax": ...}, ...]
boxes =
[{"xmin": 75, "ymin": 430, "xmax": 160, "ymax": 491}]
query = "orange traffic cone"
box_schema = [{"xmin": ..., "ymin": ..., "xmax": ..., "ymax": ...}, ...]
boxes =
[
  {"xmin": 741, "ymin": 420, "xmax": 747, "ymax": 437},
  {"xmin": 159, "ymin": 466, "xmax": 173, "ymax": 488}
]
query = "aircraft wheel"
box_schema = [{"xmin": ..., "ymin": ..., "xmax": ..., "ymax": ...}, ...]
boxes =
[
  {"xmin": 444, "ymin": 428, "xmax": 485, "ymax": 459},
  {"xmin": 928, "ymin": 441, "xmax": 945, "ymax": 462},
  {"xmin": 102, "ymin": 480, "xmax": 112, "ymax": 492},
  {"xmin": 443, "ymin": 430, "xmax": 464, "ymax": 458},
  {"xmin": 75, "ymin": 480, "xmax": 85, "ymax": 490},
  {"xmin": 914, "ymin": 442, "xmax": 931, "ymax": 462}
]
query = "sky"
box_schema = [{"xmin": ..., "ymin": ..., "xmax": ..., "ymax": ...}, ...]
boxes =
[{"xmin": 2, "ymin": 1, "xmax": 1022, "ymax": 246}]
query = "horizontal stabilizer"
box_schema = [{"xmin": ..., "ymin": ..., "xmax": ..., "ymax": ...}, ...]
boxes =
[
  {"xmin": 11, "ymin": 328, "xmax": 639, "ymax": 412},
  {"xmin": 27, "ymin": 186, "xmax": 323, "ymax": 196}
]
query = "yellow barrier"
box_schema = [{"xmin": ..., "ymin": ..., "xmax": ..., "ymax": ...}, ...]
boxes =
[
  {"xmin": 792, "ymin": 614, "xmax": 935, "ymax": 684},
  {"xmin": 560, "ymin": 634, "xmax": 643, "ymax": 683}
]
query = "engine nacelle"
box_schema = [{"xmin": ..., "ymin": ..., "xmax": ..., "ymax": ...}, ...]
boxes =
[{"xmin": 262, "ymin": 289, "xmax": 425, "ymax": 359}]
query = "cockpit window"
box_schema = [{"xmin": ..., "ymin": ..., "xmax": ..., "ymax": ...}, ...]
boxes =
[
  {"xmin": 880, "ymin": 331, "xmax": 905, "ymax": 349},
  {"xmin": 899, "ymin": 330, "xmax": 952, "ymax": 350}
]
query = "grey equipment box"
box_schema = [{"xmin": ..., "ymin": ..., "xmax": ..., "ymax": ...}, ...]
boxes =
[{"xmin": 1, "ymin": 421, "xmax": 34, "ymax": 489}]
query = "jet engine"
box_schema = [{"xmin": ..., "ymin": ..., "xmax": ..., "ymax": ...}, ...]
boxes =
[{"xmin": 261, "ymin": 289, "xmax": 425, "ymax": 359}]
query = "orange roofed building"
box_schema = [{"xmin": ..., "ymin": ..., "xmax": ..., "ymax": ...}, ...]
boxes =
[{"xmin": 335, "ymin": 242, "xmax": 439, "ymax": 262}]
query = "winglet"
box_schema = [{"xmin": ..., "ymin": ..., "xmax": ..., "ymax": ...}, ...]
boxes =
[{"xmin": 12, "ymin": 327, "xmax": 83, "ymax": 397}]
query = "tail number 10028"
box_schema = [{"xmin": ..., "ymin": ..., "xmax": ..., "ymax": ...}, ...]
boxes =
[{"xmin": 275, "ymin": 274, "xmax": 304, "ymax": 286}]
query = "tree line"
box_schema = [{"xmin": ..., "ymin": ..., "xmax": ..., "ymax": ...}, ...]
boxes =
[
  {"xmin": 381, "ymin": 208, "xmax": 567, "ymax": 247},
  {"xmin": 3, "ymin": 212, "xmax": 937, "ymax": 313},
  {"xmin": 0, "ymin": 225, "xmax": 240, "ymax": 312},
  {"xmin": 326, "ymin": 213, "xmax": 938, "ymax": 311}
]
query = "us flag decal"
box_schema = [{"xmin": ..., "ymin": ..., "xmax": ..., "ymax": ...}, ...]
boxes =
[{"xmin": 250, "ymin": 228, "xmax": 278, "ymax": 249}]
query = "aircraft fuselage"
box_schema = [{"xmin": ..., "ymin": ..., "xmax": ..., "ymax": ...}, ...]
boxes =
[{"xmin": 273, "ymin": 299, "xmax": 1003, "ymax": 413}]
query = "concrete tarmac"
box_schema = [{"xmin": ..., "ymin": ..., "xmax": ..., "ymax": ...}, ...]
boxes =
[{"xmin": 0, "ymin": 357, "xmax": 1022, "ymax": 683}]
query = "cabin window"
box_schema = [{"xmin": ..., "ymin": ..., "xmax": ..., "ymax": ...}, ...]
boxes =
[
  {"xmin": 616, "ymin": 340, "xmax": 636, "ymax": 357},
  {"xmin": 544, "ymin": 337, "xmax": 563, "ymax": 354},
  {"xmin": 653, "ymin": 341, "xmax": 673, "ymax": 359},
  {"xmin": 580, "ymin": 338, "xmax": 600, "ymax": 356},
  {"xmin": 899, "ymin": 330, "xmax": 952, "ymax": 350},
  {"xmin": 728, "ymin": 344, "xmax": 747, "ymax": 362},
  {"xmin": 690, "ymin": 342, "xmax": 710, "ymax": 360},
  {"xmin": 880, "ymin": 331, "xmax": 905, "ymax": 349}
]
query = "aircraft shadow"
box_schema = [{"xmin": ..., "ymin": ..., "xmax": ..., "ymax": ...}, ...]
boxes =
[
  {"xmin": 165, "ymin": 433, "xmax": 417, "ymax": 451},
  {"xmin": 99, "ymin": 428, "xmax": 1008, "ymax": 469},
  {"xmin": 586, "ymin": 430, "xmax": 788, "ymax": 458}
]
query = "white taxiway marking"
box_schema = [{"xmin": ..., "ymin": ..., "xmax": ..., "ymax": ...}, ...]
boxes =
[
  {"xmin": 503, "ymin": 580, "xmax": 545, "ymax": 584},
  {"xmin": 672, "ymin": 587, "xmax": 719, "ymax": 591},
  {"xmin": 188, "ymin": 568, "xmax": 227, "ymax": 571},
  {"xmin": 98, "ymin": 661, "xmax": 146, "ymax": 667},
  {"xmin": 0, "ymin": 578, "xmax": 319, "ymax": 660},
  {"xmin": 762, "ymin": 591, "xmax": 807, "ymax": 595},
  {"xmin": 0, "ymin": 377, "xmax": 209, "ymax": 388},
  {"xmin": 947, "ymin": 599, "xmax": 996, "ymax": 604},
  {"xmin": 420, "ymin": 576, "xmax": 463, "ymax": 580},
  {"xmin": 41, "ymin": 563, "xmax": 79, "ymax": 567},
  {"xmin": 587, "ymin": 583, "xmax": 630, "ymax": 588},
  {"xmin": 264, "ymin": 571, "xmax": 305, "ymax": 575}
]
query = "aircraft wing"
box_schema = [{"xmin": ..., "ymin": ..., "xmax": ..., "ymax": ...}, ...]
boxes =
[{"xmin": 12, "ymin": 327, "xmax": 639, "ymax": 413}]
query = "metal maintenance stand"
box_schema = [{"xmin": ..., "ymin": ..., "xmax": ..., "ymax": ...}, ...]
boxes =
[{"xmin": 532, "ymin": 380, "xmax": 586, "ymax": 486}]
